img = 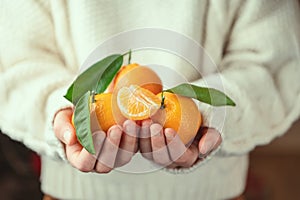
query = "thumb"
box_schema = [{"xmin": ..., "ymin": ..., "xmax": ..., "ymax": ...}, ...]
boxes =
[{"xmin": 53, "ymin": 108, "xmax": 77, "ymax": 145}]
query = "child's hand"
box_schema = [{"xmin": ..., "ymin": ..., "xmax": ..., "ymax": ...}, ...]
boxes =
[
  {"xmin": 53, "ymin": 108, "xmax": 138, "ymax": 173},
  {"xmin": 139, "ymin": 119, "xmax": 222, "ymax": 168}
]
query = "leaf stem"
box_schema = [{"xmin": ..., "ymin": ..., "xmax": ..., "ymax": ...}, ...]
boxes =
[
  {"xmin": 128, "ymin": 49, "xmax": 132, "ymax": 64},
  {"xmin": 91, "ymin": 91, "xmax": 96, "ymax": 103},
  {"xmin": 122, "ymin": 50, "xmax": 131, "ymax": 57},
  {"xmin": 160, "ymin": 91, "xmax": 165, "ymax": 109}
]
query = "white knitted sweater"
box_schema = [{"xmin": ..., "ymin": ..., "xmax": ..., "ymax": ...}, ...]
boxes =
[{"xmin": 0, "ymin": 0, "xmax": 299, "ymax": 199}]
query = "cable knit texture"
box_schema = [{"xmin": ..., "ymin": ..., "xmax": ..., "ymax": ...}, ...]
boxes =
[{"xmin": 0, "ymin": 0, "xmax": 299, "ymax": 199}]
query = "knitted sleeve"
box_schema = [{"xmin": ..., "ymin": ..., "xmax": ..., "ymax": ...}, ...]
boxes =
[
  {"xmin": 196, "ymin": 0, "xmax": 300, "ymax": 155},
  {"xmin": 0, "ymin": 0, "xmax": 73, "ymax": 160},
  {"xmin": 166, "ymin": 0, "xmax": 300, "ymax": 174}
]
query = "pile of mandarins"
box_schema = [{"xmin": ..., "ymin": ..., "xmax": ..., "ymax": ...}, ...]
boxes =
[{"xmin": 93, "ymin": 63, "xmax": 202, "ymax": 145}]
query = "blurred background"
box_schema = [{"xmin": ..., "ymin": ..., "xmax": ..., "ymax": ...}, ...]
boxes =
[{"xmin": 0, "ymin": 119, "xmax": 299, "ymax": 200}]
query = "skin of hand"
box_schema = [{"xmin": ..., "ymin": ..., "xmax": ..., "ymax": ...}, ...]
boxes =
[
  {"xmin": 53, "ymin": 108, "xmax": 138, "ymax": 173},
  {"xmin": 139, "ymin": 119, "xmax": 222, "ymax": 168}
]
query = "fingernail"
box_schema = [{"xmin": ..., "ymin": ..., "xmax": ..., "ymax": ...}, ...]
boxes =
[
  {"xmin": 150, "ymin": 124, "xmax": 162, "ymax": 137},
  {"xmin": 165, "ymin": 129, "xmax": 175, "ymax": 140},
  {"xmin": 200, "ymin": 140, "xmax": 214, "ymax": 155},
  {"xmin": 109, "ymin": 127, "xmax": 122, "ymax": 139},
  {"xmin": 124, "ymin": 122, "xmax": 136, "ymax": 137},
  {"xmin": 125, "ymin": 124, "xmax": 135, "ymax": 133},
  {"xmin": 63, "ymin": 130, "xmax": 72, "ymax": 144}
]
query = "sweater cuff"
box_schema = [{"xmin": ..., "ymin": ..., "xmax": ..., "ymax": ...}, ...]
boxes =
[{"xmin": 44, "ymin": 86, "xmax": 73, "ymax": 161}]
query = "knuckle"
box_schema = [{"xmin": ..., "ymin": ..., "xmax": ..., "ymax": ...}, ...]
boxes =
[
  {"xmin": 141, "ymin": 152, "xmax": 153, "ymax": 160},
  {"xmin": 126, "ymin": 137, "xmax": 137, "ymax": 148},
  {"xmin": 175, "ymin": 156, "xmax": 188, "ymax": 165},
  {"xmin": 106, "ymin": 142, "xmax": 119, "ymax": 152},
  {"xmin": 139, "ymin": 139, "xmax": 150, "ymax": 151},
  {"xmin": 118, "ymin": 150, "xmax": 133, "ymax": 160},
  {"xmin": 175, "ymin": 154, "xmax": 198, "ymax": 167},
  {"xmin": 95, "ymin": 164, "xmax": 112, "ymax": 174},
  {"xmin": 151, "ymin": 141, "xmax": 164, "ymax": 150},
  {"xmin": 154, "ymin": 160, "xmax": 168, "ymax": 166},
  {"xmin": 75, "ymin": 162, "xmax": 93, "ymax": 172},
  {"xmin": 116, "ymin": 156, "xmax": 132, "ymax": 166},
  {"xmin": 153, "ymin": 154, "xmax": 169, "ymax": 166}
]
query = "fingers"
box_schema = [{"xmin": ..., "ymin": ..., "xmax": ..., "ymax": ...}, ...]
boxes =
[
  {"xmin": 57, "ymin": 109, "xmax": 221, "ymax": 172},
  {"xmin": 198, "ymin": 128, "xmax": 222, "ymax": 156},
  {"xmin": 55, "ymin": 109, "xmax": 139, "ymax": 173},
  {"xmin": 61, "ymin": 117, "xmax": 138, "ymax": 174},
  {"xmin": 65, "ymin": 131, "xmax": 105, "ymax": 172},
  {"xmin": 114, "ymin": 120, "xmax": 138, "ymax": 167},
  {"xmin": 139, "ymin": 119, "xmax": 153, "ymax": 160},
  {"xmin": 142, "ymin": 123, "xmax": 200, "ymax": 168},
  {"xmin": 53, "ymin": 108, "xmax": 77, "ymax": 145},
  {"xmin": 164, "ymin": 128, "xmax": 198, "ymax": 167},
  {"xmin": 92, "ymin": 131, "xmax": 106, "ymax": 157},
  {"xmin": 164, "ymin": 128, "xmax": 186, "ymax": 160},
  {"xmin": 94, "ymin": 125, "xmax": 122, "ymax": 173},
  {"xmin": 165, "ymin": 128, "xmax": 199, "ymax": 168},
  {"xmin": 54, "ymin": 109, "xmax": 101, "ymax": 172},
  {"xmin": 150, "ymin": 124, "xmax": 172, "ymax": 166},
  {"xmin": 66, "ymin": 143, "xmax": 97, "ymax": 172},
  {"xmin": 66, "ymin": 122, "xmax": 137, "ymax": 174}
]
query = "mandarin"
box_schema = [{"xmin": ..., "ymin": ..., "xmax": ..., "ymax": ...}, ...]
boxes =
[
  {"xmin": 115, "ymin": 84, "xmax": 202, "ymax": 144},
  {"xmin": 92, "ymin": 93, "xmax": 125, "ymax": 132},
  {"xmin": 113, "ymin": 63, "xmax": 162, "ymax": 95},
  {"xmin": 152, "ymin": 92, "xmax": 202, "ymax": 144}
]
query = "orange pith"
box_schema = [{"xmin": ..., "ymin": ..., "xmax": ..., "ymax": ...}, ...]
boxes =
[{"xmin": 117, "ymin": 85, "xmax": 161, "ymax": 120}]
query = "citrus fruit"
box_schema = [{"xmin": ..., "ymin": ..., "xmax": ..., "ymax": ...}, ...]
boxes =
[
  {"xmin": 152, "ymin": 92, "xmax": 202, "ymax": 144},
  {"xmin": 93, "ymin": 93, "xmax": 125, "ymax": 132},
  {"xmin": 113, "ymin": 63, "xmax": 163, "ymax": 95},
  {"xmin": 116, "ymin": 84, "xmax": 202, "ymax": 144},
  {"xmin": 117, "ymin": 85, "xmax": 161, "ymax": 120},
  {"xmin": 113, "ymin": 63, "xmax": 139, "ymax": 86}
]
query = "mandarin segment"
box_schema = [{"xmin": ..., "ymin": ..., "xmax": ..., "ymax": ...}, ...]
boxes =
[{"xmin": 117, "ymin": 85, "xmax": 161, "ymax": 120}]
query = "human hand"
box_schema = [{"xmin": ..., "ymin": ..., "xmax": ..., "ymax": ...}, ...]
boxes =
[
  {"xmin": 53, "ymin": 108, "xmax": 138, "ymax": 173},
  {"xmin": 139, "ymin": 119, "xmax": 222, "ymax": 168}
]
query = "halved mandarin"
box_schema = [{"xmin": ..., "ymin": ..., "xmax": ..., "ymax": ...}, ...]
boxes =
[{"xmin": 117, "ymin": 85, "xmax": 161, "ymax": 120}]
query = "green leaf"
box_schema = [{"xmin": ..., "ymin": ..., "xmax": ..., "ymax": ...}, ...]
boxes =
[
  {"xmin": 74, "ymin": 91, "xmax": 95, "ymax": 154},
  {"xmin": 64, "ymin": 84, "xmax": 73, "ymax": 102},
  {"xmin": 65, "ymin": 54, "xmax": 123, "ymax": 104},
  {"xmin": 165, "ymin": 83, "xmax": 236, "ymax": 106},
  {"xmin": 95, "ymin": 55, "xmax": 123, "ymax": 93}
]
